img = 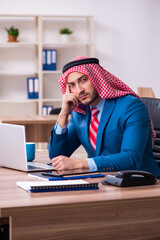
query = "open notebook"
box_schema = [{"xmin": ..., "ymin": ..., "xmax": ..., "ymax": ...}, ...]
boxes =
[{"xmin": 0, "ymin": 123, "xmax": 55, "ymax": 172}]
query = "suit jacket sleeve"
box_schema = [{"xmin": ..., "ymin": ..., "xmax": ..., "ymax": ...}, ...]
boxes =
[{"xmin": 48, "ymin": 115, "xmax": 81, "ymax": 159}]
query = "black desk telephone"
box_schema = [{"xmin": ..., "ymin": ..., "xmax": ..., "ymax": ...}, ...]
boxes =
[{"xmin": 101, "ymin": 170, "xmax": 157, "ymax": 187}]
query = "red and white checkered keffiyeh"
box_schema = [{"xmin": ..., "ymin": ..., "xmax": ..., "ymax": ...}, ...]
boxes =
[
  {"xmin": 58, "ymin": 56, "xmax": 156, "ymax": 142},
  {"xmin": 59, "ymin": 56, "xmax": 138, "ymax": 111}
]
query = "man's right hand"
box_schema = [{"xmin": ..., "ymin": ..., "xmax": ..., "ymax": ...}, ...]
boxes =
[{"xmin": 57, "ymin": 85, "xmax": 79, "ymax": 128}]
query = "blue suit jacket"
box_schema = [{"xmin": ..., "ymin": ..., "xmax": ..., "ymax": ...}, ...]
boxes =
[{"xmin": 49, "ymin": 95, "xmax": 160, "ymax": 178}]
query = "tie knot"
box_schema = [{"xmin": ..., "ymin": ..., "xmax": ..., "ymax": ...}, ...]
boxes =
[{"xmin": 91, "ymin": 107, "xmax": 99, "ymax": 118}]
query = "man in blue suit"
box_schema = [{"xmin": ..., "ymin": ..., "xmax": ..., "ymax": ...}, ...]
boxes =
[{"xmin": 48, "ymin": 56, "xmax": 160, "ymax": 178}]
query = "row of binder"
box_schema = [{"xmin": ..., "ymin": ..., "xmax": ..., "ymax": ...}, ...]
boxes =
[{"xmin": 43, "ymin": 49, "xmax": 57, "ymax": 71}]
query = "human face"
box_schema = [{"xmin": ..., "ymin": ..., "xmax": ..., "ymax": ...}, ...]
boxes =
[{"xmin": 67, "ymin": 72, "xmax": 101, "ymax": 106}]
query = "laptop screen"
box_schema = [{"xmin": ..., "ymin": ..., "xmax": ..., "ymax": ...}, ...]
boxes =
[{"xmin": 0, "ymin": 123, "xmax": 28, "ymax": 171}]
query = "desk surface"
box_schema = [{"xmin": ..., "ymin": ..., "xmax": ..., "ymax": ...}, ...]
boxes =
[
  {"xmin": 0, "ymin": 115, "xmax": 59, "ymax": 124},
  {"xmin": 1, "ymin": 150, "xmax": 160, "ymax": 240},
  {"xmin": 0, "ymin": 150, "xmax": 160, "ymax": 208}
]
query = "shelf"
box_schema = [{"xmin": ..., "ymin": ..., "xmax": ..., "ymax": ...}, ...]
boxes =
[
  {"xmin": 0, "ymin": 14, "xmax": 94, "ymax": 115},
  {"xmin": 0, "ymin": 99, "xmax": 39, "ymax": 103},
  {"xmin": 42, "ymin": 70, "xmax": 62, "ymax": 74},
  {"xmin": 0, "ymin": 42, "xmax": 38, "ymax": 48},
  {"xmin": 42, "ymin": 98, "xmax": 62, "ymax": 102},
  {"xmin": 43, "ymin": 42, "xmax": 90, "ymax": 48},
  {"xmin": 0, "ymin": 71, "xmax": 38, "ymax": 75}
]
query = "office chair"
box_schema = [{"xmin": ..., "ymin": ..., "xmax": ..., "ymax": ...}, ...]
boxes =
[
  {"xmin": 141, "ymin": 97, "xmax": 160, "ymax": 166},
  {"xmin": 50, "ymin": 108, "xmax": 61, "ymax": 115}
]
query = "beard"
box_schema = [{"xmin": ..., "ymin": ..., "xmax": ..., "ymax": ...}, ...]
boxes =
[{"xmin": 78, "ymin": 89, "xmax": 100, "ymax": 106}]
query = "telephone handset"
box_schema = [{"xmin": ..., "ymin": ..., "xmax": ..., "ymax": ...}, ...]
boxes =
[
  {"xmin": 101, "ymin": 170, "xmax": 157, "ymax": 187},
  {"xmin": 116, "ymin": 170, "xmax": 156, "ymax": 180}
]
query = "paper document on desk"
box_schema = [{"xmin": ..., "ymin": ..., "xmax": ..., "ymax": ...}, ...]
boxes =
[{"xmin": 16, "ymin": 180, "xmax": 99, "ymax": 192}]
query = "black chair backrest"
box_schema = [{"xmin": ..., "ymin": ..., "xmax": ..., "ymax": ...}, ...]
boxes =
[
  {"xmin": 50, "ymin": 108, "xmax": 61, "ymax": 115},
  {"xmin": 141, "ymin": 97, "xmax": 160, "ymax": 163}
]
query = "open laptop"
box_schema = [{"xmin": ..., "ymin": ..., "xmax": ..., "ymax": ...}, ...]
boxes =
[{"xmin": 0, "ymin": 123, "xmax": 55, "ymax": 172}]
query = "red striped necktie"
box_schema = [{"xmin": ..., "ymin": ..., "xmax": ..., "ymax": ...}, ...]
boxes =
[{"xmin": 89, "ymin": 107, "xmax": 99, "ymax": 151}]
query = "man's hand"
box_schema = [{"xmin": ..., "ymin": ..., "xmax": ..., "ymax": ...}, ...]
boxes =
[
  {"xmin": 62, "ymin": 85, "xmax": 79, "ymax": 114},
  {"xmin": 51, "ymin": 155, "xmax": 89, "ymax": 170},
  {"xmin": 57, "ymin": 85, "xmax": 79, "ymax": 128}
]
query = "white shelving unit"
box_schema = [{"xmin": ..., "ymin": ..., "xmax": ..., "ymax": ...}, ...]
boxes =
[{"xmin": 0, "ymin": 15, "xmax": 94, "ymax": 115}]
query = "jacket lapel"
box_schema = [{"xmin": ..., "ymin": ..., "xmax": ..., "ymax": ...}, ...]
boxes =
[{"xmin": 96, "ymin": 99, "xmax": 116, "ymax": 156}]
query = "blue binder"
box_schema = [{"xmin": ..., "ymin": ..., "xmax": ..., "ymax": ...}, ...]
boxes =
[
  {"xmin": 42, "ymin": 105, "xmax": 53, "ymax": 115},
  {"xmin": 27, "ymin": 77, "xmax": 39, "ymax": 99},
  {"xmin": 43, "ymin": 49, "xmax": 57, "ymax": 71}
]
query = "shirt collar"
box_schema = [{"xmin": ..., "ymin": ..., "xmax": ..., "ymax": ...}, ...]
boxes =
[{"xmin": 89, "ymin": 99, "xmax": 105, "ymax": 113}]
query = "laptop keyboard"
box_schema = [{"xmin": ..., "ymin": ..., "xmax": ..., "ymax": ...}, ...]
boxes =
[
  {"xmin": 28, "ymin": 165, "xmax": 44, "ymax": 170},
  {"xmin": 27, "ymin": 162, "xmax": 54, "ymax": 170}
]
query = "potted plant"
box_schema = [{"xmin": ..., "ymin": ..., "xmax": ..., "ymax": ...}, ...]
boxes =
[
  {"xmin": 5, "ymin": 26, "xmax": 19, "ymax": 42},
  {"xmin": 59, "ymin": 27, "xmax": 73, "ymax": 43}
]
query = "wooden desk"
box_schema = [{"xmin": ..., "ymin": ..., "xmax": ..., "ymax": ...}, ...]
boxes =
[
  {"xmin": 1, "ymin": 150, "xmax": 160, "ymax": 240},
  {"xmin": 0, "ymin": 115, "xmax": 58, "ymax": 142}
]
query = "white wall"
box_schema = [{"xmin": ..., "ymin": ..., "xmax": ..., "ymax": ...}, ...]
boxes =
[{"xmin": 1, "ymin": 0, "xmax": 160, "ymax": 97}]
